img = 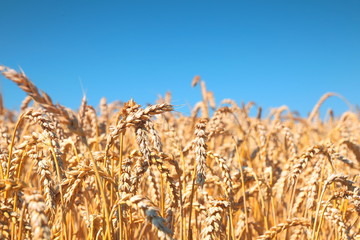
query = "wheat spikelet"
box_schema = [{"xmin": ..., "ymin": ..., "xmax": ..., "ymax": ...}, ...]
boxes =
[
  {"xmin": 207, "ymin": 107, "xmax": 231, "ymax": 139},
  {"xmin": 194, "ymin": 119, "xmax": 208, "ymax": 187},
  {"xmin": 321, "ymin": 201, "xmax": 351, "ymax": 240},
  {"xmin": 0, "ymin": 66, "xmax": 77, "ymax": 127},
  {"xmin": 106, "ymin": 102, "xmax": 173, "ymax": 154},
  {"xmin": 201, "ymin": 199, "xmax": 230, "ymax": 240},
  {"xmin": 257, "ymin": 218, "xmax": 310, "ymax": 240},
  {"xmin": 25, "ymin": 109, "xmax": 64, "ymax": 171},
  {"xmin": 290, "ymin": 145, "xmax": 323, "ymax": 184},
  {"xmin": 306, "ymin": 159, "xmax": 322, "ymax": 210},
  {"xmin": 123, "ymin": 195, "xmax": 174, "ymax": 237},
  {"xmin": 24, "ymin": 191, "xmax": 51, "ymax": 240},
  {"xmin": 207, "ymin": 151, "xmax": 233, "ymax": 201},
  {"xmin": 28, "ymin": 149, "xmax": 56, "ymax": 214},
  {"xmin": 192, "ymin": 75, "xmax": 201, "ymax": 87}
]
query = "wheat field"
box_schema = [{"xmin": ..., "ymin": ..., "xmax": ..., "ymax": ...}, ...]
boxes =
[{"xmin": 0, "ymin": 65, "xmax": 359, "ymax": 240}]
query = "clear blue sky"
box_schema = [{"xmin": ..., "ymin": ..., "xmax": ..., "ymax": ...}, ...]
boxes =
[{"xmin": 1, "ymin": 1, "xmax": 359, "ymax": 116}]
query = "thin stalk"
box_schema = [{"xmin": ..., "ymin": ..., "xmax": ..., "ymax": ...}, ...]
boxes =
[
  {"xmin": 187, "ymin": 166, "xmax": 197, "ymax": 240},
  {"xmin": 49, "ymin": 146, "xmax": 67, "ymax": 240},
  {"xmin": 160, "ymin": 172, "xmax": 165, "ymax": 217},
  {"xmin": 228, "ymin": 207, "xmax": 235, "ymax": 240},
  {"xmin": 314, "ymin": 201, "xmax": 331, "ymax": 240},
  {"xmin": 86, "ymin": 143, "xmax": 112, "ymax": 239},
  {"xmin": 269, "ymin": 170, "xmax": 277, "ymax": 227},
  {"xmin": 6, "ymin": 113, "xmax": 25, "ymax": 179},
  {"xmin": 119, "ymin": 132, "xmax": 124, "ymax": 240},
  {"xmin": 252, "ymin": 172, "xmax": 269, "ymax": 230},
  {"xmin": 179, "ymin": 150, "xmax": 185, "ymax": 240},
  {"xmin": 312, "ymin": 184, "xmax": 329, "ymax": 240},
  {"xmin": 11, "ymin": 151, "xmax": 27, "ymax": 240},
  {"xmin": 288, "ymin": 178, "xmax": 298, "ymax": 219},
  {"xmin": 180, "ymin": 149, "xmax": 186, "ymax": 240},
  {"xmin": 16, "ymin": 207, "xmax": 25, "ymax": 240},
  {"xmin": 233, "ymin": 139, "xmax": 249, "ymax": 239}
]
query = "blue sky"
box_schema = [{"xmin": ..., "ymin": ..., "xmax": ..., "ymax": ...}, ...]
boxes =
[{"xmin": 1, "ymin": 1, "xmax": 359, "ymax": 117}]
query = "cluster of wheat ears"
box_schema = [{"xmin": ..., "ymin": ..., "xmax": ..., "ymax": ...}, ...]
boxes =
[{"xmin": 0, "ymin": 66, "xmax": 359, "ymax": 240}]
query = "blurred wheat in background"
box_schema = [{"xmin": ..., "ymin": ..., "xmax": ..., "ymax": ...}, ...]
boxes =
[{"xmin": 0, "ymin": 66, "xmax": 359, "ymax": 240}]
